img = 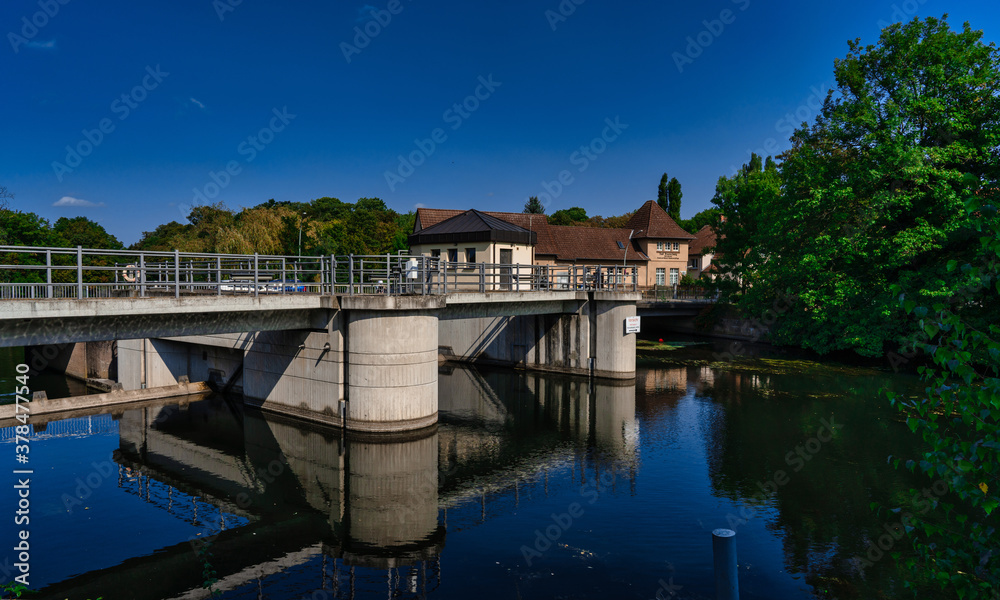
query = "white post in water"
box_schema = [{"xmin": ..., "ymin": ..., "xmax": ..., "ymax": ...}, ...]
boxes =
[{"xmin": 713, "ymin": 528, "xmax": 738, "ymax": 600}]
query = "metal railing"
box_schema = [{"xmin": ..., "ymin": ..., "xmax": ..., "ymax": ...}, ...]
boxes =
[
  {"xmin": 640, "ymin": 286, "xmax": 718, "ymax": 302},
  {"xmin": 0, "ymin": 246, "xmax": 645, "ymax": 300}
]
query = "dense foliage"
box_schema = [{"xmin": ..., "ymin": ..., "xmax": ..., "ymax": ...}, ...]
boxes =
[
  {"xmin": 133, "ymin": 197, "xmax": 414, "ymax": 256},
  {"xmin": 887, "ymin": 196, "xmax": 999, "ymax": 599},
  {"xmin": 713, "ymin": 16, "xmax": 1000, "ymax": 358}
]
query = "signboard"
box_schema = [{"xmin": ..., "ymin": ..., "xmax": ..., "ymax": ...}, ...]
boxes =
[{"xmin": 624, "ymin": 316, "xmax": 641, "ymax": 334}]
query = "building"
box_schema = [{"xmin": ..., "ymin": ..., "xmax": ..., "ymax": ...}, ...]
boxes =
[
  {"xmin": 686, "ymin": 224, "xmax": 717, "ymax": 279},
  {"xmin": 409, "ymin": 200, "xmax": 695, "ymax": 289}
]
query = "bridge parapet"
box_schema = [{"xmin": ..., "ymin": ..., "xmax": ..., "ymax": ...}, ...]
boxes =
[{"xmin": 0, "ymin": 245, "xmax": 645, "ymax": 300}]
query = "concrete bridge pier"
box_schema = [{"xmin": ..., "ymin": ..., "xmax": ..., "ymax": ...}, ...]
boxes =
[{"xmin": 342, "ymin": 297, "xmax": 442, "ymax": 434}]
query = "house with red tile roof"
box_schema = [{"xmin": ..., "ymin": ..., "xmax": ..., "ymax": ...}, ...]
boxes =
[
  {"xmin": 409, "ymin": 200, "xmax": 696, "ymax": 289},
  {"xmin": 686, "ymin": 224, "xmax": 717, "ymax": 278}
]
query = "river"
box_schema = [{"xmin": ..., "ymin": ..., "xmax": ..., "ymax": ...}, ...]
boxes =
[{"xmin": 0, "ymin": 339, "xmax": 943, "ymax": 599}]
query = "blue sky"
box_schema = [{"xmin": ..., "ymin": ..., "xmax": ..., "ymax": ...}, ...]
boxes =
[{"xmin": 3, "ymin": 0, "xmax": 999, "ymax": 245}]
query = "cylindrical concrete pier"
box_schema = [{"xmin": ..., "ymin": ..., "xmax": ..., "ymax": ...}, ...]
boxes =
[{"xmin": 346, "ymin": 309, "xmax": 438, "ymax": 432}]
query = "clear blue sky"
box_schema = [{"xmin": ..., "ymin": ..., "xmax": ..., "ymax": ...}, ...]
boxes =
[{"xmin": 4, "ymin": 0, "xmax": 999, "ymax": 245}]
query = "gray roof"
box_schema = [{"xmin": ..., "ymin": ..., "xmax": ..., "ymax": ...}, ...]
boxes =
[{"xmin": 408, "ymin": 209, "xmax": 537, "ymax": 246}]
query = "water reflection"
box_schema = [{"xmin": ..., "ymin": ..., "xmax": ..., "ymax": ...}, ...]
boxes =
[{"xmin": 35, "ymin": 364, "xmax": 637, "ymax": 599}]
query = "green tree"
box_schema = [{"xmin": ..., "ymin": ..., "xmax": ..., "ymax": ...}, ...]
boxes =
[
  {"xmin": 657, "ymin": 173, "xmax": 669, "ymax": 212},
  {"xmin": 0, "ymin": 186, "xmax": 13, "ymax": 245},
  {"xmin": 716, "ymin": 15, "xmax": 1000, "ymax": 357},
  {"xmin": 667, "ymin": 177, "xmax": 682, "ymax": 221},
  {"xmin": 548, "ymin": 206, "xmax": 588, "ymax": 226},
  {"xmin": 679, "ymin": 208, "xmax": 721, "ymax": 234},
  {"xmin": 52, "ymin": 217, "xmax": 124, "ymax": 249},
  {"xmin": 523, "ymin": 196, "xmax": 545, "ymax": 214},
  {"xmin": 886, "ymin": 194, "xmax": 1000, "ymax": 599}
]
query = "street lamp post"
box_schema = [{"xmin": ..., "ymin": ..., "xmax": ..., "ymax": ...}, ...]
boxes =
[
  {"xmin": 622, "ymin": 229, "xmax": 642, "ymax": 289},
  {"xmin": 298, "ymin": 212, "xmax": 306, "ymax": 257}
]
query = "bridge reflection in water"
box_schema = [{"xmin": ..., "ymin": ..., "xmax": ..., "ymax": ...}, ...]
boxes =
[{"xmin": 36, "ymin": 364, "xmax": 637, "ymax": 600}]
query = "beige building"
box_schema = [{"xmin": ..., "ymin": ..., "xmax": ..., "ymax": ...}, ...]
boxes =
[{"xmin": 410, "ymin": 200, "xmax": 696, "ymax": 289}]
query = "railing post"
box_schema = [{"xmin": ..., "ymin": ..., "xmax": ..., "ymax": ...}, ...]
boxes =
[
  {"xmin": 386, "ymin": 253, "xmax": 390, "ymax": 296},
  {"xmin": 76, "ymin": 245, "xmax": 83, "ymax": 299},
  {"xmin": 139, "ymin": 254, "xmax": 147, "ymax": 298},
  {"xmin": 173, "ymin": 250, "xmax": 180, "ymax": 298},
  {"xmin": 330, "ymin": 255, "xmax": 336, "ymax": 295},
  {"xmin": 253, "ymin": 253, "xmax": 259, "ymax": 298},
  {"xmin": 216, "ymin": 256, "xmax": 221, "ymax": 296},
  {"xmin": 479, "ymin": 263, "xmax": 484, "ymax": 293},
  {"xmin": 46, "ymin": 249, "xmax": 53, "ymax": 299},
  {"xmin": 281, "ymin": 258, "xmax": 286, "ymax": 295},
  {"xmin": 348, "ymin": 255, "xmax": 354, "ymax": 296}
]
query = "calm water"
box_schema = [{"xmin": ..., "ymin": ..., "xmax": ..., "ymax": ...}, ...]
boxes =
[{"xmin": 0, "ymin": 341, "xmax": 940, "ymax": 599}]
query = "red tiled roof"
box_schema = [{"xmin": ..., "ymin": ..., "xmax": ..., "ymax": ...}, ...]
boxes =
[
  {"xmin": 624, "ymin": 201, "xmax": 695, "ymax": 239},
  {"xmin": 688, "ymin": 225, "xmax": 717, "ymax": 256},
  {"xmin": 415, "ymin": 208, "xmax": 558, "ymax": 255},
  {"xmin": 547, "ymin": 226, "xmax": 648, "ymax": 262}
]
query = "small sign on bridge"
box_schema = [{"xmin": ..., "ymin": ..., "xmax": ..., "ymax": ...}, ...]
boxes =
[{"xmin": 624, "ymin": 316, "xmax": 641, "ymax": 334}]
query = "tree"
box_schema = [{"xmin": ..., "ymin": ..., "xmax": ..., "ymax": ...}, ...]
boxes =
[
  {"xmin": 52, "ymin": 216, "xmax": 124, "ymax": 249},
  {"xmin": 657, "ymin": 173, "xmax": 669, "ymax": 212},
  {"xmin": 548, "ymin": 206, "xmax": 588, "ymax": 226},
  {"xmin": 886, "ymin": 194, "xmax": 1000, "ymax": 599},
  {"xmin": 0, "ymin": 186, "xmax": 14, "ymax": 246},
  {"xmin": 523, "ymin": 196, "xmax": 545, "ymax": 214},
  {"xmin": 715, "ymin": 15, "xmax": 1000, "ymax": 357},
  {"xmin": 679, "ymin": 208, "xmax": 722, "ymax": 234},
  {"xmin": 667, "ymin": 177, "xmax": 682, "ymax": 221}
]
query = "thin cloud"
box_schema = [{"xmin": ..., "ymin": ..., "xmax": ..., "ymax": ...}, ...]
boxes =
[
  {"xmin": 53, "ymin": 196, "xmax": 105, "ymax": 208},
  {"xmin": 189, "ymin": 97, "xmax": 206, "ymax": 110}
]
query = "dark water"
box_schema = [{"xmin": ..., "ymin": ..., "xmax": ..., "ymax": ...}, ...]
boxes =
[{"xmin": 0, "ymin": 341, "xmax": 940, "ymax": 599}]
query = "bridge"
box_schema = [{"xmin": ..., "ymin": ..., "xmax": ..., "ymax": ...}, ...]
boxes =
[{"xmin": 1, "ymin": 245, "xmax": 652, "ymax": 432}]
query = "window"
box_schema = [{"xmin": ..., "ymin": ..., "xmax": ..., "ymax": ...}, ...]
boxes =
[
  {"xmin": 669, "ymin": 268, "xmax": 679, "ymax": 285},
  {"xmin": 689, "ymin": 259, "xmax": 699, "ymax": 270},
  {"xmin": 447, "ymin": 248, "xmax": 458, "ymax": 262},
  {"xmin": 655, "ymin": 268, "xmax": 665, "ymax": 286},
  {"xmin": 657, "ymin": 242, "xmax": 664, "ymax": 251},
  {"xmin": 616, "ymin": 241, "xmax": 625, "ymax": 250},
  {"xmin": 465, "ymin": 248, "xmax": 476, "ymax": 262},
  {"xmin": 673, "ymin": 242, "xmax": 680, "ymax": 251},
  {"xmin": 430, "ymin": 249, "xmax": 441, "ymax": 258}
]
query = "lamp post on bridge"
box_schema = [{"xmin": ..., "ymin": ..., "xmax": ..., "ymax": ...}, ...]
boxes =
[{"xmin": 298, "ymin": 212, "xmax": 306, "ymax": 257}]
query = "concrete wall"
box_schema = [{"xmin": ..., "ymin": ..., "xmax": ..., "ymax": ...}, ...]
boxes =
[
  {"xmin": 118, "ymin": 338, "xmax": 244, "ymax": 392},
  {"xmin": 439, "ymin": 293, "xmax": 636, "ymax": 380},
  {"xmin": 27, "ymin": 341, "xmax": 118, "ymax": 383}
]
